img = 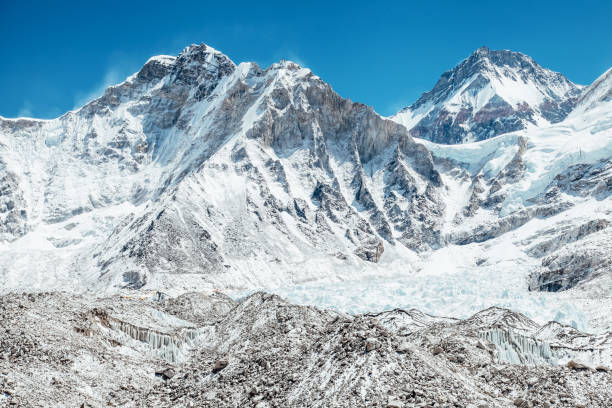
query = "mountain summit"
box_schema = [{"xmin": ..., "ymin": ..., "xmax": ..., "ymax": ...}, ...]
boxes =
[{"xmin": 390, "ymin": 47, "xmax": 583, "ymax": 143}]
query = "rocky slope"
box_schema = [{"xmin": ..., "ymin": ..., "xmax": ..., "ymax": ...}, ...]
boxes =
[
  {"xmin": 1, "ymin": 291, "xmax": 610, "ymax": 407},
  {"xmin": 0, "ymin": 43, "xmax": 611, "ymax": 334},
  {"xmin": 390, "ymin": 46, "xmax": 582, "ymax": 144}
]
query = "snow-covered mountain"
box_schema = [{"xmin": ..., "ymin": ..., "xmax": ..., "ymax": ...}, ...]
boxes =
[
  {"xmin": 390, "ymin": 46, "xmax": 583, "ymax": 144},
  {"xmin": 0, "ymin": 43, "xmax": 611, "ymax": 333}
]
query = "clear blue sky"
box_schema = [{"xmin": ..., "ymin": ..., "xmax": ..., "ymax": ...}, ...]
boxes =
[{"xmin": 2, "ymin": 0, "xmax": 611, "ymax": 118}]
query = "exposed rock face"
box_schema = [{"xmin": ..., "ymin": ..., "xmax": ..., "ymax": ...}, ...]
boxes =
[
  {"xmin": 391, "ymin": 46, "xmax": 583, "ymax": 144},
  {"xmin": 527, "ymin": 219, "xmax": 609, "ymax": 258},
  {"xmin": 544, "ymin": 160, "xmax": 612, "ymax": 199},
  {"xmin": 0, "ymin": 164, "xmax": 27, "ymax": 241},
  {"xmin": 528, "ymin": 226, "xmax": 612, "ymax": 292},
  {"xmin": 1, "ymin": 292, "xmax": 610, "ymax": 407},
  {"xmin": 522, "ymin": 159, "xmax": 612, "ymax": 292}
]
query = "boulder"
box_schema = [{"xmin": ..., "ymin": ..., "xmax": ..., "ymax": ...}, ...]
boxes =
[
  {"xmin": 155, "ymin": 367, "xmax": 176, "ymax": 380},
  {"xmin": 387, "ymin": 397, "xmax": 403, "ymax": 408},
  {"xmin": 397, "ymin": 341, "xmax": 411, "ymax": 353},
  {"xmin": 432, "ymin": 346, "xmax": 444, "ymax": 356},
  {"xmin": 212, "ymin": 359, "xmax": 229, "ymax": 373},
  {"xmin": 567, "ymin": 360, "xmax": 591, "ymax": 370},
  {"xmin": 365, "ymin": 338, "xmax": 379, "ymax": 352},
  {"xmin": 513, "ymin": 397, "xmax": 529, "ymax": 407}
]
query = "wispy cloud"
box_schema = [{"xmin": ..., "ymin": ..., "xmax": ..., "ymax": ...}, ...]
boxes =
[
  {"xmin": 13, "ymin": 100, "xmax": 62, "ymax": 119},
  {"xmin": 382, "ymin": 99, "xmax": 413, "ymax": 117},
  {"xmin": 285, "ymin": 53, "xmax": 308, "ymax": 68},
  {"xmin": 17, "ymin": 101, "xmax": 33, "ymax": 117},
  {"xmin": 268, "ymin": 42, "xmax": 310, "ymax": 70},
  {"xmin": 73, "ymin": 68, "xmax": 124, "ymax": 109}
]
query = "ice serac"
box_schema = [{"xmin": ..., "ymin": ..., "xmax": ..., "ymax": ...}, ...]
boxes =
[{"xmin": 391, "ymin": 46, "xmax": 583, "ymax": 144}]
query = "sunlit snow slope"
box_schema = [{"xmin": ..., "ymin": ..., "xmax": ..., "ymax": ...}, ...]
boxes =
[{"xmin": 1, "ymin": 43, "xmax": 611, "ymax": 332}]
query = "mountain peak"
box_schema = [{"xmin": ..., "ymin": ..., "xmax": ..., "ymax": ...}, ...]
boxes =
[
  {"xmin": 391, "ymin": 48, "xmax": 582, "ymax": 144},
  {"xmin": 473, "ymin": 45, "xmax": 490, "ymax": 56},
  {"xmin": 179, "ymin": 42, "xmax": 223, "ymax": 59},
  {"xmin": 175, "ymin": 42, "xmax": 235, "ymax": 69},
  {"xmin": 463, "ymin": 47, "xmax": 536, "ymax": 73}
]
